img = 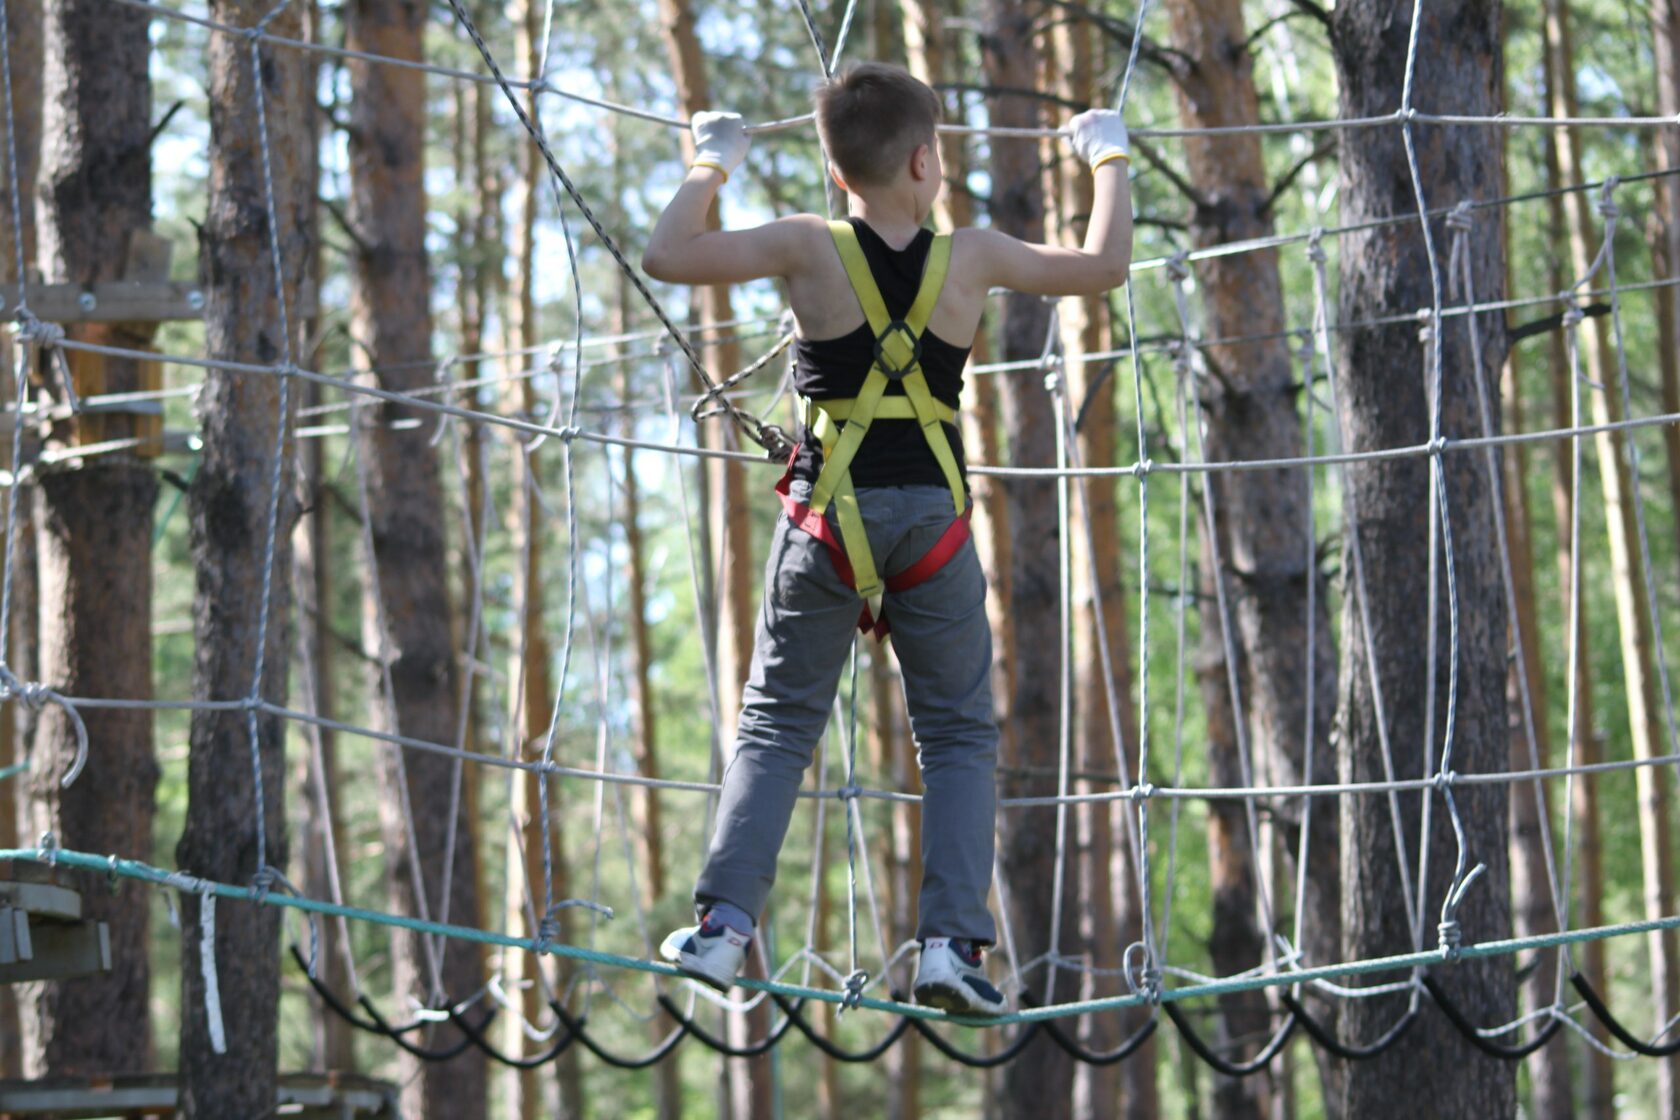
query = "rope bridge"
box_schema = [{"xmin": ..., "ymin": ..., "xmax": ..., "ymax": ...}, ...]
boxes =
[{"xmin": 0, "ymin": 0, "xmax": 1678, "ymax": 1077}]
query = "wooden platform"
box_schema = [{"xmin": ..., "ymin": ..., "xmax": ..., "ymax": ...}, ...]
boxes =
[
  {"xmin": 0, "ymin": 1072, "xmax": 399, "ymax": 1119},
  {"xmin": 0, "ymin": 881, "xmax": 110, "ymax": 986}
]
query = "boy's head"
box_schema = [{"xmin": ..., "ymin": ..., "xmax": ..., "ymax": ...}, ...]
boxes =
[{"xmin": 814, "ymin": 63, "xmax": 941, "ymax": 192}]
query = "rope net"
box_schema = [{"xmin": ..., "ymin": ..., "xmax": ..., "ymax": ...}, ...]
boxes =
[{"xmin": 2, "ymin": 0, "xmax": 1680, "ymax": 1085}]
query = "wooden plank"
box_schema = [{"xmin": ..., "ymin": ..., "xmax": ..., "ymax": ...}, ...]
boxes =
[
  {"xmin": 0, "ymin": 881, "xmax": 82, "ymax": 922},
  {"xmin": 0, "ymin": 919, "xmax": 108, "ymax": 984},
  {"xmin": 0, "ymin": 1072, "xmax": 400, "ymax": 1117},
  {"xmin": 0, "ymin": 281, "xmax": 205, "ymax": 324},
  {"xmin": 0, "ymin": 908, "xmax": 31, "ymax": 966}
]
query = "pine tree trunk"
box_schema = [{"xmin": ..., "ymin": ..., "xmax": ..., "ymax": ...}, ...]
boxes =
[
  {"xmin": 655, "ymin": 3, "xmax": 767, "ymax": 1113},
  {"xmin": 23, "ymin": 0, "xmax": 159, "ymax": 1077},
  {"xmin": 342, "ymin": 0, "xmax": 485, "ymax": 1112},
  {"xmin": 1042, "ymin": 14, "xmax": 1155, "ymax": 1119},
  {"xmin": 1546, "ymin": 2, "xmax": 1680, "ymax": 1113},
  {"xmin": 293, "ymin": 0, "xmax": 353, "ymax": 1074},
  {"xmin": 1495, "ymin": 91, "xmax": 1571, "ymax": 1118},
  {"xmin": 1536, "ymin": 18, "xmax": 1611, "ymax": 1106},
  {"xmin": 1651, "ymin": 0, "xmax": 1680, "ymax": 575},
  {"xmin": 1330, "ymin": 0, "xmax": 1516, "ymax": 1113},
  {"xmin": 979, "ymin": 0, "xmax": 1073, "ymax": 1113},
  {"xmin": 0, "ymin": 0, "xmax": 40, "ymax": 1078},
  {"xmin": 178, "ymin": 2, "xmax": 309, "ymax": 1111}
]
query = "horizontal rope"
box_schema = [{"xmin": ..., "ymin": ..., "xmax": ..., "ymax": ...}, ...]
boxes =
[
  {"xmin": 7, "ymin": 846, "xmax": 1680, "ymax": 1030},
  {"xmin": 113, "ymin": 0, "xmax": 1680, "ymax": 141}
]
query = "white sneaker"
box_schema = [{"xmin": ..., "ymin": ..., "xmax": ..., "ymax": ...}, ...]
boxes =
[
  {"xmin": 659, "ymin": 914, "xmax": 751, "ymax": 993},
  {"xmin": 913, "ymin": 937, "xmax": 1007, "ymax": 1016}
]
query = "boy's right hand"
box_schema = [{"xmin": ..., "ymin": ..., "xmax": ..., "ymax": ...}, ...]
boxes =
[
  {"xmin": 1067, "ymin": 109, "xmax": 1130, "ymax": 170},
  {"xmin": 691, "ymin": 111, "xmax": 750, "ymax": 180}
]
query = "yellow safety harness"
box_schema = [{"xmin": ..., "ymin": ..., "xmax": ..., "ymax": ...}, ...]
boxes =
[{"xmin": 774, "ymin": 220, "xmax": 972, "ymax": 640}]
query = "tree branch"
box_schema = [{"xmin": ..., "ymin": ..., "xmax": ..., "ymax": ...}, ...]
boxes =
[
  {"xmin": 1259, "ymin": 138, "xmax": 1337, "ymax": 217},
  {"xmin": 1130, "ymin": 136, "xmax": 1211, "ymax": 210}
]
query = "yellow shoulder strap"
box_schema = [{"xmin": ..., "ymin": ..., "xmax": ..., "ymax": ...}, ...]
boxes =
[{"xmin": 825, "ymin": 221, "xmax": 952, "ymax": 341}]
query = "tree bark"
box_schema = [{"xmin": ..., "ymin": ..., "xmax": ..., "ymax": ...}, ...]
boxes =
[
  {"xmin": 177, "ymin": 2, "xmax": 309, "ymax": 1112},
  {"xmin": 1161, "ymin": 0, "xmax": 1341, "ymax": 1108},
  {"xmin": 1651, "ymin": 0, "xmax": 1680, "ymax": 576},
  {"xmin": 1330, "ymin": 0, "xmax": 1516, "ymax": 1113},
  {"xmin": 0, "ymin": 0, "xmax": 40, "ymax": 1078},
  {"xmin": 22, "ymin": 0, "xmax": 158, "ymax": 1077},
  {"xmin": 980, "ymin": 1, "xmax": 1074, "ymax": 1114},
  {"xmin": 1495, "ymin": 76, "xmax": 1570, "ymax": 1117},
  {"xmin": 655, "ymin": 2, "xmax": 766, "ymax": 1112},
  {"xmin": 1042, "ymin": 13, "xmax": 1155, "ymax": 1118},
  {"xmin": 1545, "ymin": 1, "xmax": 1680, "ymax": 1113},
  {"xmin": 343, "ymin": 0, "xmax": 485, "ymax": 1113}
]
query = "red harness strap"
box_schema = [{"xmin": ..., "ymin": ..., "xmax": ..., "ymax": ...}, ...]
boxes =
[{"xmin": 775, "ymin": 456, "xmax": 972, "ymax": 641}]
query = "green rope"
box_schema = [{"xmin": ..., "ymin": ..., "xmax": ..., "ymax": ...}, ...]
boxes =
[
  {"xmin": 7, "ymin": 846, "xmax": 1680, "ymax": 1028},
  {"xmin": 0, "ymin": 759, "xmax": 23, "ymax": 782}
]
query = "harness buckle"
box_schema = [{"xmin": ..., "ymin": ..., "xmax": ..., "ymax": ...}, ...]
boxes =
[{"xmin": 872, "ymin": 320, "xmax": 922, "ymax": 380}]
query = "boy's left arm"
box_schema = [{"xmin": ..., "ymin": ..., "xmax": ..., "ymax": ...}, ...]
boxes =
[{"xmin": 642, "ymin": 111, "xmax": 817, "ymax": 286}]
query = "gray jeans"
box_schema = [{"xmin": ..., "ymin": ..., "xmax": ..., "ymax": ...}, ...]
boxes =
[{"xmin": 695, "ymin": 481, "xmax": 999, "ymax": 944}]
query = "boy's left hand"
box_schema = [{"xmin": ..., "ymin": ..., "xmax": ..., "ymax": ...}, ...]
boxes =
[{"xmin": 691, "ymin": 111, "xmax": 750, "ymax": 180}]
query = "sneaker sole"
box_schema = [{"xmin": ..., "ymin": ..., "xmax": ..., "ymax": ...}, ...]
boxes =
[
  {"xmin": 914, "ymin": 979, "xmax": 1004, "ymax": 1017},
  {"xmin": 659, "ymin": 940, "xmax": 737, "ymax": 994}
]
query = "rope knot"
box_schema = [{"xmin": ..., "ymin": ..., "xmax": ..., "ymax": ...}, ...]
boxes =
[
  {"xmin": 534, "ymin": 912, "xmax": 563, "ymax": 954},
  {"xmin": 1427, "ymin": 435, "xmax": 1448, "ymax": 457},
  {"xmin": 837, "ymin": 783, "xmax": 862, "ymax": 803},
  {"xmin": 1432, "ymin": 768, "xmax": 1457, "ymax": 791},
  {"xmin": 838, "ymin": 968, "xmax": 869, "ymax": 1016},
  {"xmin": 252, "ymin": 864, "xmax": 279, "ymax": 901},
  {"xmin": 1165, "ymin": 251, "xmax": 1191, "ymax": 284},
  {"xmin": 1131, "ymin": 459, "xmax": 1154, "ymax": 480},
  {"xmin": 1306, "ymin": 230, "xmax": 1328, "ymax": 265},
  {"xmin": 1437, "ymin": 918, "xmax": 1463, "ymax": 961},
  {"xmin": 1122, "ymin": 942, "xmax": 1162, "ymax": 1005},
  {"xmin": 1395, "ymin": 107, "xmax": 1419, "ymax": 123},
  {"xmin": 15, "ymin": 310, "xmax": 64, "ymax": 348},
  {"xmin": 1595, "ymin": 177, "xmax": 1621, "ymax": 219},
  {"xmin": 555, "ymin": 425, "xmax": 579, "ymax": 442},
  {"xmin": 1445, "ymin": 201, "xmax": 1474, "ymax": 233},
  {"xmin": 1561, "ymin": 304, "xmax": 1585, "ymax": 329},
  {"xmin": 1436, "ymin": 862, "xmax": 1486, "ymax": 963},
  {"xmin": 1129, "ymin": 780, "xmax": 1157, "ymax": 802}
]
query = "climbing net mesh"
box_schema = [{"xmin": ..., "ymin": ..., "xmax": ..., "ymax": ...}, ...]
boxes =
[{"xmin": 4, "ymin": 0, "xmax": 1680, "ymax": 1082}]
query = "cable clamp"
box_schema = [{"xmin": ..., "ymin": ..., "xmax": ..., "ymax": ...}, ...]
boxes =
[
  {"xmin": 838, "ymin": 968, "xmax": 869, "ymax": 1016},
  {"xmin": 1436, "ymin": 862, "xmax": 1486, "ymax": 963}
]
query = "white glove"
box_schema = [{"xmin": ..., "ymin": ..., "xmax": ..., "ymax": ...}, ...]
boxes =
[
  {"xmin": 691, "ymin": 111, "xmax": 750, "ymax": 181},
  {"xmin": 1066, "ymin": 109, "xmax": 1130, "ymax": 170}
]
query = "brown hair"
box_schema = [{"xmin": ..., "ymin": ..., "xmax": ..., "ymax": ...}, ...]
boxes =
[{"xmin": 813, "ymin": 63, "xmax": 941, "ymax": 188}]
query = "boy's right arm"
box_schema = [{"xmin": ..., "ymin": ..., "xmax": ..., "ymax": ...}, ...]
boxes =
[
  {"xmin": 964, "ymin": 110, "xmax": 1135, "ymax": 298},
  {"xmin": 642, "ymin": 111, "xmax": 822, "ymax": 287}
]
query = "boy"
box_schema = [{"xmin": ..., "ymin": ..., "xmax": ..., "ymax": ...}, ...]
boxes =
[{"xmin": 643, "ymin": 62, "xmax": 1133, "ymax": 1016}]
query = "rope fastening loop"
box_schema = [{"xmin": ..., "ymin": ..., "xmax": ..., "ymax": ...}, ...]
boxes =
[
  {"xmin": 1595, "ymin": 176, "xmax": 1621, "ymax": 219},
  {"xmin": 1131, "ymin": 458, "xmax": 1154, "ymax": 480},
  {"xmin": 1436, "ymin": 862, "xmax": 1486, "ymax": 963},
  {"xmin": 837, "ymin": 968, "xmax": 869, "ymax": 1016},
  {"xmin": 1394, "ymin": 107, "xmax": 1419, "ymax": 123},
  {"xmin": 1561, "ymin": 305, "xmax": 1586, "ymax": 329},
  {"xmin": 1432, "ymin": 768, "xmax": 1458, "ymax": 791},
  {"xmin": 1122, "ymin": 941, "xmax": 1162, "ymax": 1005},
  {"xmin": 14, "ymin": 309, "xmax": 63, "ymax": 348},
  {"xmin": 837, "ymin": 783, "xmax": 862, "ymax": 802},
  {"xmin": 1427, "ymin": 435, "xmax": 1448, "ymax": 456},
  {"xmin": 1164, "ymin": 251, "xmax": 1191, "ymax": 284},
  {"xmin": 0, "ymin": 667, "xmax": 89, "ymax": 788},
  {"xmin": 1445, "ymin": 200, "xmax": 1474, "ymax": 233},
  {"xmin": 1129, "ymin": 780, "xmax": 1157, "ymax": 802}
]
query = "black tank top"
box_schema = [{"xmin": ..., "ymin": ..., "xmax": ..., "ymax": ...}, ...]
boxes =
[{"xmin": 790, "ymin": 218, "xmax": 972, "ymax": 490}]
